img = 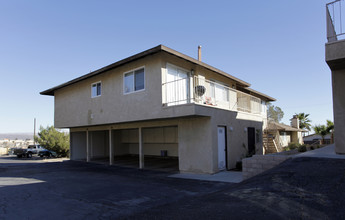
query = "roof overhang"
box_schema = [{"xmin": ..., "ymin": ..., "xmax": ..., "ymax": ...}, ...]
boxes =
[
  {"xmin": 241, "ymin": 87, "xmax": 276, "ymax": 102},
  {"xmin": 40, "ymin": 44, "xmax": 273, "ymax": 102}
]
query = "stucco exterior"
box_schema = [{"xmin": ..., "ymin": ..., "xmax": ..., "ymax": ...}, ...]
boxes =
[
  {"xmin": 42, "ymin": 45, "xmax": 275, "ymax": 173},
  {"xmin": 326, "ymin": 39, "xmax": 345, "ymax": 154}
]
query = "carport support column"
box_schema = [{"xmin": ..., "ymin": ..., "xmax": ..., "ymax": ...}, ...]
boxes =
[
  {"xmin": 86, "ymin": 130, "xmax": 90, "ymax": 162},
  {"xmin": 139, "ymin": 127, "xmax": 144, "ymax": 169},
  {"xmin": 109, "ymin": 128, "xmax": 113, "ymax": 165}
]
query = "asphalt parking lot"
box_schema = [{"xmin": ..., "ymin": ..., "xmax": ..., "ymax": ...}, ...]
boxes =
[
  {"xmin": 0, "ymin": 156, "xmax": 229, "ymax": 220},
  {"xmin": 1, "ymin": 155, "xmax": 345, "ymax": 219}
]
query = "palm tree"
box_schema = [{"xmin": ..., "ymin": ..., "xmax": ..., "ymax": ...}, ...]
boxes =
[
  {"xmin": 295, "ymin": 113, "xmax": 312, "ymax": 131},
  {"xmin": 326, "ymin": 120, "xmax": 334, "ymax": 144},
  {"xmin": 313, "ymin": 125, "xmax": 328, "ymax": 145}
]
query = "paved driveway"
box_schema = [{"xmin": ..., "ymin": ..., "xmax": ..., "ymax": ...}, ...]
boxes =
[
  {"xmin": 2, "ymin": 156, "xmax": 345, "ymax": 219},
  {"xmin": 0, "ymin": 156, "xmax": 228, "ymax": 220}
]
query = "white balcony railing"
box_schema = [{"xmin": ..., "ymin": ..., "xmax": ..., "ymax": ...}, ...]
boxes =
[
  {"xmin": 327, "ymin": 0, "xmax": 345, "ymax": 42},
  {"xmin": 162, "ymin": 75, "xmax": 265, "ymax": 115}
]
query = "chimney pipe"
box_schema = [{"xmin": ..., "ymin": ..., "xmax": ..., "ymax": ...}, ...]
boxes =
[{"xmin": 198, "ymin": 45, "xmax": 202, "ymax": 61}]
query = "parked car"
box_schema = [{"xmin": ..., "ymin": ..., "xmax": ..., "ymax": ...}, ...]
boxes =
[
  {"xmin": 38, "ymin": 149, "xmax": 57, "ymax": 158},
  {"xmin": 13, "ymin": 145, "xmax": 45, "ymax": 158}
]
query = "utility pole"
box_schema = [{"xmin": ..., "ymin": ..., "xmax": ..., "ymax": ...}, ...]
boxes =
[{"xmin": 33, "ymin": 118, "xmax": 36, "ymax": 144}]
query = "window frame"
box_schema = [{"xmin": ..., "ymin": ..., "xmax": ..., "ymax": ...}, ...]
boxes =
[
  {"xmin": 123, "ymin": 66, "xmax": 145, "ymax": 95},
  {"xmin": 91, "ymin": 81, "xmax": 102, "ymax": 98}
]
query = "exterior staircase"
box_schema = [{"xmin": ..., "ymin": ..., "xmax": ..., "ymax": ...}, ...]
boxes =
[{"xmin": 263, "ymin": 133, "xmax": 280, "ymax": 154}]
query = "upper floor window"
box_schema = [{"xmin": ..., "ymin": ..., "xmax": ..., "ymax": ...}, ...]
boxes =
[
  {"xmin": 124, "ymin": 67, "xmax": 145, "ymax": 94},
  {"xmin": 91, "ymin": 82, "xmax": 101, "ymax": 98}
]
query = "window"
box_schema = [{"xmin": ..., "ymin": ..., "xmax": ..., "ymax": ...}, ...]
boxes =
[
  {"xmin": 124, "ymin": 68, "xmax": 145, "ymax": 94},
  {"xmin": 91, "ymin": 82, "xmax": 101, "ymax": 98}
]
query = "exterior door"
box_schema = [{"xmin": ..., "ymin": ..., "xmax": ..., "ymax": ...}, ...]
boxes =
[
  {"xmin": 248, "ymin": 127, "xmax": 256, "ymax": 156},
  {"xmin": 217, "ymin": 126, "xmax": 227, "ymax": 170}
]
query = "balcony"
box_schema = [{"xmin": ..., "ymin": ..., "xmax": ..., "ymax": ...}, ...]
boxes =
[
  {"xmin": 327, "ymin": 0, "xmax": 345, "ymax": 42},
  {"xmin": 162, "ymin": 76, "xmax": 265, "ymax": 115}
]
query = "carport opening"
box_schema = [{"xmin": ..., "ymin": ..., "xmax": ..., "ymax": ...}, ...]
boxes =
[
  {"xmin": 112, "ymin": 127, "xmax": 179, "ymax": 172},
  {"xmin": 89, "ymin": 130, "xmax": 109, "ymax": 161}
]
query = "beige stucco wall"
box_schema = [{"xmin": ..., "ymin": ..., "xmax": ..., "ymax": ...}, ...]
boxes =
[
  {"xmin": 290, "ymin": 131, "xmax": 303, "ymax": 145},
  {"xmin": 0, "ymin": 147, "xmax": 8, "ymax": 155},
  {"xmin": 280, "ymin": 132, "xmax": 291, "ymax": 147},
  {"xmin": 207, "ymin": 107, "xmax": 264, "ymax": 170},
  {"xmin": 54, "ymin": 52, "xmax": 201, "ymax": 128},
  {"xmin": 178, "ymin": 117, "xmax": 214, "ymax": 174}
]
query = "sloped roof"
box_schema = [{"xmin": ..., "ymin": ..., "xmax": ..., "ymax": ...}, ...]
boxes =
[
  {"xmin": 266, "ymin": 121, "xmax": 307, "ymax": 132},
  {"xmin": 40, "ymin": 44, "xmax": 275, "ymax": 101}
]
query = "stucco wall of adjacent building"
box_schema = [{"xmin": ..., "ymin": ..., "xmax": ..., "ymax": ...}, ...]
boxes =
[
  {"xmin": 331, "ymin": 69, "xmax": 345, "ymax": 154},
  {"xmin": 290, "ymin": 131, "xmax": 303, "ymax": 145},
  {"xmin": 326, "ymin": 40, "xmax": 345, "ymax": 154},
  {"xmin": 279, "ymin": 132, "xmax": 291, "ymax": 147}
]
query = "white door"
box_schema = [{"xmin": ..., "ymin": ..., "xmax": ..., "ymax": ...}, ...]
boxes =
[{"xmin": 217, "ymin": 126, "xmax": 226, "ymax": 170}]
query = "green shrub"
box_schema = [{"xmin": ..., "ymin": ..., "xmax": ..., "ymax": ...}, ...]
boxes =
[
  {"xmin": 288, "ymin": 142, "xmax": 300, "ymax": 150},
  {"xmin": 282, "ymin": 146, "xmax": 290, "ymax": 151},
  {"xmin": 298, "ymin": 144, "xmax": 307, "ymax": 152},
  {"xmin": 35, "ymin": 126, "xmax": 69, "ymax": 157},
  {"xmin": 310, "ymin": 146, "xmax": 315, "ymax": 150}
]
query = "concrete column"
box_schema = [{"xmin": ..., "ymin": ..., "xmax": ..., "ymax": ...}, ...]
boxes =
[
  {"xmin": 139, "ymin": 127, "xmax": 144, "ymax": 169},
  {"xmin": 332, "ymin": 69, "xmax": 345, "ymax": 154},
  {"xmin": 86, "ymin": 130, "xmax": 90, "ymax": 162},
  {"xmin": 109, "ymin": 128, "xmax": 113, "ymax": 165},
  {"xmin": 325, "ymin": 39, "xmax": 345, "ymax": 154}
]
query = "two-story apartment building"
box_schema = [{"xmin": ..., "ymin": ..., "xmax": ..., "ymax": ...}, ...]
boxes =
[{"xmin": 41, "ymin": 45, "xmax": 275, "ymax": 174}]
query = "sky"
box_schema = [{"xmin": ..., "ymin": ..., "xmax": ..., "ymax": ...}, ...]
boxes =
[{"xmin": 0, "ymin": 0, "xmax": 334, "ymax": 133}]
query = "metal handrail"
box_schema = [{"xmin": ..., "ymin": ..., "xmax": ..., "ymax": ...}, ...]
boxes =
[
  {"xmin": 162, "ymin": 75, "xmax": 265, "ymax": 115},
  {"xmin": 327, "ymin": 0, "xmax": 345, "ymax": 42}
]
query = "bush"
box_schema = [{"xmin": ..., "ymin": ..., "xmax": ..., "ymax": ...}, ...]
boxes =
[
  {"xmin": 35, "ymin": 126, "xmax": 69, "ymax": 157},
  {"xmin": 288, "ymin": 142, "xmax": 300, "ymax": 150},
  {"xmin": 298, "ymin": 144, "xmax": 307, "ymax": 152},
  {"xmin": 282, "ymin": 146, "xmax": 290, "ymax": 151},
  {"xmin": 235, "ymin": 161, "xmax": 242, "ymax": 171}
]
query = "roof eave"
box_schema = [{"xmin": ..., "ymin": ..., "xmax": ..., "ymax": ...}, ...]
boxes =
[
  {"xmin": 243, "ymin": 87, "xmax": 276, "ymax": 102},
  {"xmin": 40, "ymin": 44, "xmax": 258, "ymax": 96},
  {"xmin": 40, "ymin": 45, "xmax": 164, "ymax": 96}
]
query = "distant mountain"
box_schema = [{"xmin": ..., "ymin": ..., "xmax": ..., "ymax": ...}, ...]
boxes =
[{"xmin": 0, "ymin": 133, "xmax": 34, "ymax": 140}]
